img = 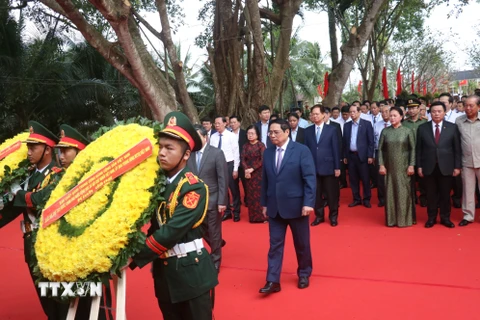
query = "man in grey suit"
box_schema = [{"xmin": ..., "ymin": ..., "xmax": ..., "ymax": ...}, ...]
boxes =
[{"xmin": 188, "ymin": 125, "xmax": 229, "ymax": 272}]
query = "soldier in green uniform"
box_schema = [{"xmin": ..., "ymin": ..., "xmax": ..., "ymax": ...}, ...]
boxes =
[
  {"xmin": 403, "ymin": 98, "xmax": 428, "ymax": 220},
  {"xmin": 0, "ymin": 121, "xmax": 67, "ymax": 319},
  {"xmin": 130, "ymin": 112, "xmax": 218, "ymax": 320},
  {"xmin": 55, "ymin": 124, "xmax": 113, "ymax": 320}
]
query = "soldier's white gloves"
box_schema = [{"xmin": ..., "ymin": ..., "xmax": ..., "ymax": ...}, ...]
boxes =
[{"xmin": 10, "ymin": 181, "xmax": 22, "ymax": 195}]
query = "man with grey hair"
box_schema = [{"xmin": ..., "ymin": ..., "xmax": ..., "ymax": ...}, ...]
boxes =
[
  {"xmin": 456, "ymin": 95, "xmax": 480, "ymax": 226},
  {"xmin": 187, "ymin": 125, "xmax": 229, "ymax": 271}
]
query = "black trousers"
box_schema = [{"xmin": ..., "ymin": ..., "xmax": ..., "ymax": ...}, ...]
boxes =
[
  {"xmin": 158, "ymin": 291, "xmax": 213, "ymax": 320},
  {"xmin": 203, "ymin": 204, "xmax": 222, "ymax": 268},
  {"xmin": 225, "ymin": 161, "xmax": 240, "ymax": 218},
  {"xmin": 375, "ymin": 150, "xmax": 385, "ymax": 204},
  {"xmin": 236, "ymin": 167, "xmax": 247, "ymax": 204},
  {"xmin": 424, "ymin": 165, "xmax": 453, "ymax": 221},
  {"xmin": 347, "ymin": 153, "xmax": 371, "ymax": 202},
  {"xmin": 339, "ymin": 161, "xmax": 348, "ymax": 187},
  {"xmin": 452, "ymin": 175, "xmax": 462, "ymax": 205},
  {"xmin": 314, "ymin": 175, "xmax": 339, "ymax": 221},
  {"xmin": 369, "ymin": 162, "xmax": 377, "ymax": 187}
]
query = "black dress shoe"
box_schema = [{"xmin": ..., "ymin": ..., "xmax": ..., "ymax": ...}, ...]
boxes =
[
  {"xmin": 339, "ymin": 184, "xmax": 347, "ymax": 189},
  {"xmin": 459, "ymin": 219, "xmax": 472, "ymax": 227},
  {"xmin": 330, "ymin": 220, "xmax": 338, "ymax": 227},
  {"xmin": 363, "ymin": 201, "xmax": 371, "ymax": 208},
  {"xmin": 378, "ymin": 201, "xmax": 385, "ymax": 208},
  {"xmin": 412, "ymin": 219, "xmax": 417, "ymax": 225},
  {"xmin": 259, "ymin": 282, "xmax": 281, "ymax": 294},
  {"xmin": 348, "ymin": 201, "xmax": 362, "ymax": 207},
  {"xmin": 311, "ymin": 217, "xmax": 325, "ymax": 226},
  {"xmin": 233, "ymin": 216, "xmax": 240, "ymax": 222},
  {"xmin": 424, "ymin": 220, "xmax": 436, "ymax": 228},
  {"xmin": 298, "ymin": 277, "xmax": 309, "ymax": 289},
  {"xmin": 222, "ymin": 214, "xmax": 232, "ymax": 221},
  {"xmin": 221, "ymin": 239, "xmax": 226, "ymax": 247},
  {"xmin": 440, "ymin": 220, "xmax": 455, "ymax": 228}
]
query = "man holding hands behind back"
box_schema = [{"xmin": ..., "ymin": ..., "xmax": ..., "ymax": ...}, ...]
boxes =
[{"xmin": 259, "ymin": 119, "xmax": 316, "ymax": 294}]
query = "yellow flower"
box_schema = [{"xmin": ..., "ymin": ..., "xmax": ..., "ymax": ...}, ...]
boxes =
[
  {"xmin": 0, "ymin": 132, "xmax": 29, "ymax": 179},
  {"xmin": 35, "ymin": 124, "xmax": 160, "ymax": 282}
]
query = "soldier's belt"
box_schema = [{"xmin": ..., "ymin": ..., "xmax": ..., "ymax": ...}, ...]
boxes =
[
  {"xmin": 21, "ymin": 220, "xmax": 38, "ymax": 234},
  {"xmin": 161, "ymin": 239, "xmax": 204, "ymax": 259}
]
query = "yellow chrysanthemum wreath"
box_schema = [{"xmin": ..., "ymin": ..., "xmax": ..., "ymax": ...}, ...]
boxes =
[
  {"xmin": 0, "ymin": 132, "xmax": 29, "ymax": 178},
  {"xmin": 0, "ymin": 132, "xmax": 30, "ymax": 199},
  {"xmin": 34, "ymin": 123, "xmax": 160, "ymax": 282}
]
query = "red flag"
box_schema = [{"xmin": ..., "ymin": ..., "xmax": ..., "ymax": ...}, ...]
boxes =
[
  {"xmin": 324, "ymin": 72, "xmax": 329, "ymax": 97},
  {"xmin": 357, "ymin": 80, "xmax": 363, "ymax": 96},
  {"xmin": 396, "ymin": 68, "xmax": 402, "ymax": 96},
  {"xmin": 459, "ymin": 79, "xmax": 468, "ymax": 86},
  {"xmin": 317, "ymin": 84, "xmax": 323, "ymax": 96},
  {"xmin": 431, "ymin": 77, "xmax": 437, "ymax": 93},
  {"xmin": 422, "ymin": 81, "xmax": 427, "ymax": 95},
  {"xmin": 382, "ymin": 67, "xmax": 389, "ymax": 99},
  {"xmin": 411, "ymin": 71, "xmax": 415, "ymax": 93}
]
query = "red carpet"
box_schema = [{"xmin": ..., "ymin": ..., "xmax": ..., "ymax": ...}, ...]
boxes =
[{"xmin": 1, "ymin": 188, "xmax": 480, "ymax": 319}]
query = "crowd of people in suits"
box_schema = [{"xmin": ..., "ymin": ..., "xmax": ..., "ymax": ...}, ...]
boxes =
[{"xmin": 192, "ymin": 92, "xmax": 480, "ymax": 293}]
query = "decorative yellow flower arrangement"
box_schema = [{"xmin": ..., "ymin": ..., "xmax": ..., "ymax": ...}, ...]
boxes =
[
  {"xmin": 0, "ymin": 132, "xmax": 30, "ymax": 179},
  {"xmin": 33, "ymin": 121, "xmax": 164, "ymax": 283}
]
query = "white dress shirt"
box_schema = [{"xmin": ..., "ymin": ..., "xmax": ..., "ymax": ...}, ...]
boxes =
[
  {"xmin": 276, "ymin": 138, "xmax": 290, "ymax": 167},
  {"xmin": 209, "ymin": 130, "xmax": 240, "ymax": 171},
  {"xmin": 291, "ymin": 127, "xmax": 298, "ymax": 142},
  {"xmin": 260, "ymin": 121, "xmax": 269, "ymax": 145},
  {"xmin": 298, "ymin": 118, "xmax": 309, "ymax": 129},
  {"xmin": 445, "ymin": 109, "xmax": 461, "ymax": 124},
  {"xmin": 331, "ymin": 117, "xmax": 345, "ymax": 132},
  {"xmin": 432, "ymin": 120, "xmax": 443, "ymax": 136},
  {"xmin": 374, "ymin": 119, "xmax": 391, "ymax": 150},
  {"xmin": 371, "ymin": 113, "xmax": 382, "ymax": 125}
]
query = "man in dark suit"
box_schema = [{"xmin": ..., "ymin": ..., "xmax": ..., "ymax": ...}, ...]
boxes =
[
  {"xmin": 187, "ymin": 125, "xmax": 229, "ymax": 271},
  {"xmin": 230, "ymin": 115, "xmax": 247, "ymax": 203},
  {"xmin": 343, "ymin": 105, "xmax": 375, "ymax": 208},
  {"xmin": 259, "ymin": 119, "xmax": 316, "ymax": 293},
  {"xmin": 324, "ymin": 107, "xmax": 343, "ymax": 188},
  {"xmin": 305, "ymin": 105, "xmax": 341, "ymax": 226},
  {"xmin": 255, "ymin": 105, "xmax": 273, "ymax": 148},
  {"xmin": 201, "ymin": 116, "xmax": 216, "ymax": 143},
  {"xmin": 416, "ymin": 101, "xmax": 462, "ymax": 228},
  {"xmin": 287, "ymin": 112, "xmax": 305, "ymax": 144}
]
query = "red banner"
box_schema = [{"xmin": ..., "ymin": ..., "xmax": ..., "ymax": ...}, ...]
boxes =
[
  {"xmin": 411, "ymin": 71, "xmax": 415, "ymax": 93},
  {"xmin": 357, "ymin": 80, "xmax": 363, "ymax": 96},
  {"xmin": 324, "ymin": 72, "xmax": 329, "ymax": 97},
  {"xmin": 42, "ymin": 138, "xmax": 153, "ymax": 228},
  {"xmin": 396, "ymin": 68, "xmax": 402, "ymax": 96},
  {"xmin": 459, "ymin": 79, "xmax": 468, "ymax": 86},
  {"xmin": 317, "ymin": 84, "xmax": 323, "ymax": 97},
  {"xmin": 382, "ymin": 67, "xmax": 389, "ymax": 99},
  {"xmin": 0, "ymin": 141, "xmax": 21, "ymax": 161}
]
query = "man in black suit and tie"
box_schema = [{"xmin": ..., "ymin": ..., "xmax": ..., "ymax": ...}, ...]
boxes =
[
  {"xmin": 287, "ymin": 112, "xmax": 305, "ymax": 144},
  {"xmin": 259, "ymin": 119, "xmax": 316, "ymax": 294},
  {"xmin": 416, "ymin": 101, "xmax": 462, "ymax": 228},
  {"xmin": 343, "ymin": 105, "xmax": 375, "ymax": 208},
  {"xmin": 188, "ymin": 125, "xmax": 229, "ymax": 271},
  {"xmin": 305, "ymin": 105, "xmax": 341, "ymax": 226},
  {"xmin": 230, "ymin": 115, "xmax": 248, "ymax": 202},
  {"xmin": 255, "ymin": 105, "xmax": 273, "ymax": 148}
]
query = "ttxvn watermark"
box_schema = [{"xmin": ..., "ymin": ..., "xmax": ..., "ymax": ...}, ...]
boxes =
[{"xmin": 38, "ymin": 282, "xmax": 102, "ymax": 297}]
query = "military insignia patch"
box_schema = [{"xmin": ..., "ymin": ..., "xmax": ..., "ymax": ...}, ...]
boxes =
[
  {"xmin": 183, "ymin": 191, "xmax": 200, "ymax": 209},
  {"xmin": 185, "ymin": 172, "xmax": 199, "ymax": 185},
  {"xmin": 167, "ymin": 116, "xmax": 177, "ymax": 127}
]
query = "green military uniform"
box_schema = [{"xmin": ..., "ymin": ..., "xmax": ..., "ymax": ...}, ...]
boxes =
[
  {"xmin": 55, "ymin": 124, "xmax": 113, "ymax": 320},
  {"xmin": 0, "ymin": 121, "xmax": 69, "ymax": 320},
  {"xmin": 132, "ymin": 112, "xmax": 218, "ymax": 320},
  {"xmin": 403, "ymin": 99, "xmax": 428, "ymax": 216}
]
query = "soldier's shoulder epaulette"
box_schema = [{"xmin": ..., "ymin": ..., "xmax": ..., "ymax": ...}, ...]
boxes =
[
  {"xmin": 184, "ymin": 172, "xmax": 199, "ymax": 185},
  {"xmin": 51, "ymin": 166, "xmax": 63, "ymax": 174}
]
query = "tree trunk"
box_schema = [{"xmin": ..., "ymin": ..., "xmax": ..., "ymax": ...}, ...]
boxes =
[
  {"xmin": 156, "ymin": 0, "xmax": 199, "ymax": 123},
  {"xmin": 328, "ymin": 5, "xmax": 339, "ymax": 69},
  {"xmin": 264, "ymin": 0, "xmax": 303, "ymax": 108},
  {"xmin": 323, "ymin": 0, "xmax": 388, "ymax": 107},
  {"xmin": 40, "ymin": 0, "xmax": 179, "ymax": 121}
]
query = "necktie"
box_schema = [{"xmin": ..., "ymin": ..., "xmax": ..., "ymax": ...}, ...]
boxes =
[
  {"xmin": 316, "ymin": 126, "xmax": 322, "ymax": 143},
  {"xmin": 384, "ymin": 123, "xmax": 387, "ymax": 128},
  {"xmin": 373, "ymin": 116, "xmax": 376, "ymax": 124},
  {"xmin": 197, "ymin": 151, "xmax": 202, "ymax": 171},
  {"xmin": 435, "ymin": 124, "xmax": 440, "ymax": 144},
  {"xmin": 218, "ymin": 134, "xmax": 222, "ymax": 149},
  {"xmin": 276, "ymin": 148, "xmax": 284, "ymax": 173}
]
